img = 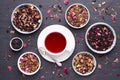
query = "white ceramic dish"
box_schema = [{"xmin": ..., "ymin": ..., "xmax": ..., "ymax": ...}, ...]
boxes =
[
  {"xmin": 11, "ymin": 3, "xmax": 43, "ymax": 34},
  {"xmin": 17, "ymin": 52, "xmax": 41, "ymax": 75},
  {"xmin": 72, "ymin": 51, "xmax": 97, "ymax": 76},
  {"xmin": 37, "ymin": 24, "xmax": 75, "ymax": 62},
  {"xmin": 10, "ymin": 37, "xmax": 23, "ymax": 51},
  {"xmin": 65, "ymin": 3, "xmax": 90, "ymax": 29},
  {"xmin": 85, "ymin": 22, "xmax": 116, "ymax": 54}
]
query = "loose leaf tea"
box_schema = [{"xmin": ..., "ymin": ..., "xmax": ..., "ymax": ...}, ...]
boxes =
[
  {"xmin": 87, "ymin": 25, "xmax": 114, "ymax": 51},
  {"xmin": 73, "ymin": 53, "xmax": 95, "ymax": 74},
  {"xmin": 19, "ymin": 53, "xmax": 39, "ymax": 73},
  {"xmin": 13, "ymin": 4, "xmax": 41, "ymax": 32},
  {"xmin": 66, "ymin": 4, "xmax": 89, "ymax": 28}
]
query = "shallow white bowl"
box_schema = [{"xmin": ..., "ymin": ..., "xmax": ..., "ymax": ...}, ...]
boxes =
[
  {"xmin": 72, "ymin": 51, "xmax": 97, "ymax": 76},
  {"xmin": 10, "ymin": 37, "xmax": 23, "ymax": 51},
  {"xmin": 11, "ymin": 3, "xmax": 43, "ymax": 34},
  {"xmin": 85, "ymin": 22, "xmax": 116, "ymax": 54},
  {"xmin": 65, "ymin": 3, "xmax": 90, "ymax": 29},
  {"xmin": 17, "ymin": 52, "xmax": 41, "ymax": 75}
]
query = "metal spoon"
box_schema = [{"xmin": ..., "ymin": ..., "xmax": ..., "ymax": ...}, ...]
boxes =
[{"xmin": 39, "ymin": 47, "xmax": 62, "ymax": 67}]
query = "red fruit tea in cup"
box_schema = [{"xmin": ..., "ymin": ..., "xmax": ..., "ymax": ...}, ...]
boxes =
[{"xmin": 45, "ymin": 32, "xmax": 66, "ymax": 53}]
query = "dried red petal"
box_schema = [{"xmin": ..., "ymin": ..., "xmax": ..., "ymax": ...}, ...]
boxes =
[
  {"xmin": 40, "ymin": 75, "xmax": 45, "ymax": 79},
  {"xmin": 64, "ymin": 0, "xmax": 69, "ymax": 5},
  {"xmin": 23, "ymin": 43, "xmax": 28, "ymax": 48},
  {"xmin": 117, "ymin": 73, "xmax": 120, "ymax": 77},
  {"xmin": 47, "ymin": 9, "xmax": 52, "ymax": 13},
  {"xmin": 7, "ymin": 66, "xmax": 12, "ymax": 71},
  {"xmin": 113, "ymin": 58, "xmax": 119, "ymax": 63},
  {"xmin": 63, "ymin": 67, "xmax": 69, "ymax": 74},
  {"xmin": 98, "ymin": 64, "xmax": 102, "ymax": 69},
  {"xmin": 112, "ymin": 16, "xmax": 117, "ymax": 21}
]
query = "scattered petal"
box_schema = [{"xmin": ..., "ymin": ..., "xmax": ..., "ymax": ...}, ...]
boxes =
[
  {"xmin": 112, "ymin": 16, "xmax": 117, "ymax": 21},
  {"xmin": 103, "ymin": 71, "xmax": 108, "ymax": 75},
  {"xmin": 7, "ymin": 66, "xmax": 12, "ymax": 71},
  {"xmin": 10, "ymin": 30, "xmax": 15, "ymax": 34},
  {"xmin": 64, "ymin": 0, "xmax": 69, "ymax": 5},
  {"xmin": 117, "ymin": 73, "xmax": 120, "ymax": 77},
  {"xmin": 64, "ymin": 67, "xmax": 69, "ymax": 75},
  {"xmin": 47, "ymin": 9, "xmax": 52, "ymax": 13},
  {"xmin": 23, "ymin": 43, "xmax": 28, "ymax": 48},
  {"xmin": 98, "ymin": 64, "xmax": 102, "ymax": 69},
  {"xmin": 113, "ymin": 58, "xmax": 119, "ymax": 63},
  {"xmin": 40, "ymin": 75, "xmax": 45, "ymax": 79}
]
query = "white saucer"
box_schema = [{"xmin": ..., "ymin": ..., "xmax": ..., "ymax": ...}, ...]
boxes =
[{"xmin": 37, "ymin": 24, "xmax": 75, "ymax": 62}]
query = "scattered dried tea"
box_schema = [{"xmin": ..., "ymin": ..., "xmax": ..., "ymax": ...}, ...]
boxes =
[{"xmin": 47, "ymin": 3, "xmax": 63, "ymax": 22}]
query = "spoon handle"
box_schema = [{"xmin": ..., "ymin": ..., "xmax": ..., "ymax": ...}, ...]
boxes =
[{"xmin": 38, "ymin": 47, "xmax": 62, "ymax": 67}]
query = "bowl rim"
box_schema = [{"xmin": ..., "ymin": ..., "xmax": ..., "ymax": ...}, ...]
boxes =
[
  {"xmin": 17, "ymin": 52, "xmax": 41, "ymax": 75},
  {"xmin": 11, "ymin": 3, "xmax": 43, "ymax": 34},
  {"xmin": 85, "ymin": 22, "xmax": 117, "ymax": 54},
  {"xmin": 72, "ymin": 51, "xmax": 97, "ymax": 76},
  {"xmin": 10, "ymin": 37, "xmax": 23, "ymax": 51},
  {"xmin": 65, "ymin": 3, "xmax": 90, "ymax": 29}
]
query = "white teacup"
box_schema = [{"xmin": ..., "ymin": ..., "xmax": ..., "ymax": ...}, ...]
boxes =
[{"xmin": 40, "ymin": 31, "xmax": 67, "ymax": 56}]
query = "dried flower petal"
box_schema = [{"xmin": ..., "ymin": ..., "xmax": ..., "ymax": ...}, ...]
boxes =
[
  {"xmin": 98, "ymin": 64, "xmax": 102, "ymax": 69},
  {"xmin": 47, "ymin": 9, "xmax": 52, "ymax": 13},
  {"xmin": 64, "ymin": 67, "xmax": 69, "ymax": 74},
  {"xmin": 117, "ymin": 73, "xmax": 120, "ymax": 77},
  {"xmin": 23, "ymin": 43, "xmax": 28, "ymax": 48},
  {"xmin": 64, "ymin": 0, "xmax": 69, "ymax": 5},
  {"xmin": 40, "ymin": 75, "xmax": 45, "ymax": 79},
  {"xmin": 112, "ymin": 16, "xmax": 117, "ymax": 21},
  {"xmin": 113, "ymin": 58, "xmax": 119, "ymax": 63},
  {"xmin": 10, "ymin": 30, "xmax": 15, "ymax": 34},
  {"xmin": 7, "ymin": 66, "xmax": 12, "ymax": 71}
]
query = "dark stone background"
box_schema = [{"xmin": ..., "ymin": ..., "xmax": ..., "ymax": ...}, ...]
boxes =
[{"xmin": 0, "ymin": 0, "xmax": 120, "ymax": 80}]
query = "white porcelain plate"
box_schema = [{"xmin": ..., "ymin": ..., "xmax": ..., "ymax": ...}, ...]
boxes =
[{"xmin": 37, "ymin": 25, "xmax": 75, "ymax": 62}]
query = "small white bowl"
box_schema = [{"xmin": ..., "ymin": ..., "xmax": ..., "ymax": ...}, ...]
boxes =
[
  {"xmin": 10, "ymin": 37, "xmax": 23, "ymax": 51},
  {"xmin": 85, "ymin": 22, "xmax": 116, "ymax": 54},
  {"xmin": 72, "ymin": 51, "xmax": 97, "ymax": 76},
  {"xmin": 17, "ymin": 52, "xmax": 41, "ymax": 75},
  {"xmin": 65, "ymin": 3, "xmax": 90, "ymax": 29},
  {"xmin": 11, "ymin": 3, "xmax": 43, "ymax": 34}
]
